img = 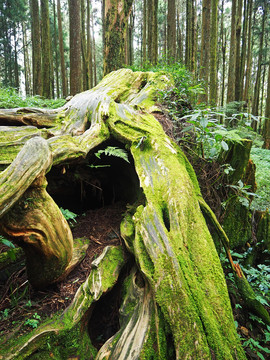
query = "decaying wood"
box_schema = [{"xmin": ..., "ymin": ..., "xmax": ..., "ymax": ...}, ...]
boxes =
[{"xmin": 0, "ymin": 69, "xmax": 267, "ymax": 359}]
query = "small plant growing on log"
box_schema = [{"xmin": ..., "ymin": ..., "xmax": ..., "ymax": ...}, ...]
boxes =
[
  {"xmin": 0, "ymin": 235, "xmax": 16, "ymax": 260},
  {"xmin": 24, "ymin": 313, "xmax": 41, "ymax": 329},
  {"xmin": 60, "ymin": 208, "xmax": 78, "ymax": 226},
  {"xmin": 95, "ymin": 146, "xmax": 130, "ymax": 163}
]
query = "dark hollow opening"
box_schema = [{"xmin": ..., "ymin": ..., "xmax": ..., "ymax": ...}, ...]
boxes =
[
  {"xmin": 88, "ymin": 280, "xmax": 122, "ymax": 349},
  {"xmin": 46, "ymin": 140, "xmax": 141, "ymax": 214},
  {"xmin": 162, "ymin": 204, "xmax": 171, "ymax": 232}
]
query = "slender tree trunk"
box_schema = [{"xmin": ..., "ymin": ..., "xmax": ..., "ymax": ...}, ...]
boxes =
[
  {"xmin": 209, "ymin": 0, "xmax": 218, "ymax": 106},
  {"xmin": 81, "ymin": 0, "xmax": 88, "ymax": 90},
  {"xmin": 185, "ymin": 0, "xmax": 192, "ymax": 70},
  {"xmin": 243, "ymin": 0, "xmax": 253, "ymax": 107},
  {"xmin": 191, "ymin": 0, "xmax": 197, "ymax": 73},
  {"xmin": 220, "ymin": 0, "xmax": 226, "ymax": 108},
  {"xmin": 176, "ymin": 6, "xmax": 183, "ymax": 62},
  {"xmin": 31, "ymin": 0, "xmax": 42, "ymax": 95},
  {"xmin": 167, "ymin": 0, "xmax": 176, "ymax": 63},
  {"xmin": 22, "ymin": 22, "xmax": 31, "ymax": 96},
  {"xmin": 199, "ymin": 0, "xmax": 211, "ymax": 104},
  {"xmin": 251, "ymin": 7, "xmax": 266, "ymax": 124},
  {"xmin": 227, "ymin": 0, "xmax": 237, "ymax": 104},
  {"xmin": 91, "ymin": 9, "xmax": 97, "ymax": 85},
  {"xmin": 87, "ymin": 0, "xmax": 93, "ymax": 89},
  {"xmin": 264, "ymin": 64, "xmax": 270, "ymax": 148},
  {"xmin": 13, "ymin": 26, "xmax": 20, "ymax": 90},
  {"xmin": 142, "ymin": 0, "xmax": 147, "ymax": 64},
  {"xmin": 239, "ymin": 0, "xmax": 248, "ymax": 101},
  {"xmin": 69, "ymin": 0, "xmax": 82, "ymax": 95},
  {"xmin": 235, "ymin": 0, "xmax": 243, "ymax": 101},
  {"xmin": 57, "ymin": 0, "xmax": 67, "ymax": 97},
  {"xmin": 53, "ymin": 0, "xmax": 60, "ymax": 98},
  {"xmin": 41, "ymin": 0, "xmax": 53, "ymax": 98}
]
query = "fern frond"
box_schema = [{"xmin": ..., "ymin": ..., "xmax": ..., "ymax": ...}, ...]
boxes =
[{"xmin": 95, "ymin": 146, "xmax": 130, "ymax": 163}]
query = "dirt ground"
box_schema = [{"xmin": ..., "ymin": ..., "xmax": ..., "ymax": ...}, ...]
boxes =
[{"xmin": 0, "ymin": 202, "xmax": 126, "ymax": 342}]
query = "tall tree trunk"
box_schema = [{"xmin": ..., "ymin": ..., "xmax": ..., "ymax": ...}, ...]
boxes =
[
  {"xmin": 57, "ymin": 0, "xmax": 67, "ymax": 97},
  {"xmin": 191, "ymin": 0, "xmax": 197, "ymax": 73},
  {"xmin": 91, "ymin": 8, "xmax": 97, "ymax": 85},
  {"xmin": 13, "ymin": 26, "xmax": 20, "ymax": 90},
  {"xmin": 125, "ymin": 8, "xmax": 134, "ymax": 66},
  {"xmin": 235, "ymin": 0, "xmax": 243, "ymax": 101},
  {"xmin": 30, "ymin": 0, "xmax": 42, "ymax": 95},
  {"xmin": 199, "ymin": 0, "xmax": 211, "ymax": 104},
  {"xmin": 87, "ymin": 0, "xmax": 93, "ymax": 89},
  {"xmin": 176, "ymin": 6, "xmax": 183, "ymax": 62},
  {"xmin": 167, "ymin": 0, "xmax": 176, "ymax": 63},
  {"xmin": 264, "ymin": 64, "xmax": 270, "ymax": 149},
  {"xmin": 69, "ymin": 0, "xmax": 82, "ymax": 95},
  {"xmin": 81, "ymin": 0, "xmax": 88, "ymax": 90},
  {"xmin": 251, "ymin": 7, "xmax": 266, "ymax": 124},
  {"xmin": 41, "ymin": 0, "xmax": 53, "ymax": 98},
  {"xmin": 147, "ymin": 0, "xmax": 158, "ymax": 65},
  {"xmin": 53, "ymin": 0, "xmax": 60, "ymax": 98},
  {"xmin": 227, "ymin": 0, "xmax": 237, "ymax": 104},
  {"xmin": 142, "ymin": 0, "xmax": 147, "ymax": 64},
  {"xmin": 239, "ymin": 0, "xmax": 248, "ymax": 101},
  {"xmin": 209, "ymin": 0, "xmax": 218, "ymax": 106},
  {"xmin": 103, "ymin": 0, "xmax": 133, "ymax": 75},
  {"xmin": 220, "ymin": 0, "xmax": 226, "ymax": 108},
  {"xmin": 22, "ymin": 22, "xmax": 31, "ymax": 96},
  {"xmin": 243, "ymin": 0, "xmax": 253, "ymax": 107},
  {"xmin": 185, "ymin": 0, "xmax": 192, "ymax": 70}
]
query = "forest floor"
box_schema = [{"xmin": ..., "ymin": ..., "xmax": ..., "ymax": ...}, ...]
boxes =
[{"xmin": 0, "ymin": 202, "xmax": 126, "ymax": 345}]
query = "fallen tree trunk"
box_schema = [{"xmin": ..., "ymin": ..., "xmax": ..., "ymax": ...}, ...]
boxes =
[{"xmin": 0, "ymin": 68, "xmax": 265, "ymax": 358}]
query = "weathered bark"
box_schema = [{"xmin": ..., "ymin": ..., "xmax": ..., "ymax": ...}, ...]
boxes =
[
  {"xmin": 199, "ymin": 0, "xmax": 211, "ymax": 104},
  {"xmin": 264, "ymin": 64, "xmax": 270, "ymax": 148},
  {"xmin": 243, "ymin": 0, "xmax": 253, "ymax": 106},
  {"xmin": 69, "ymin": 0, "xmax": 82, "ymax": 95},
  {"xmin": 30, "ymin": 0, "xmax": 42, "ymax": 95},
  {"xmin": 1, "ymin": 68, "xmax": 268, "ymax": 359},
  {"xmin": 227, "ymin": 0, "xmax": 237, "ymax": 103},
  {"xmin": 251, "ymin": 6, "xmax": 266, "ymax": 123},
  {"xmin": 57, "ymin": 0, "xmax": 68, "ymax": 97},
  {"xmin": 41, "ymin": 0, "xmax": 53, "ymax": 98},
  {"xmin": 167, "ymin": 0, "xmax": 176, "ymax": 62},
  {"xmin": 235, "ymin": 0, "xmax": 243, "ymax": 101},
  {"xmin": 103, "ymin": 0, "xmax": 133, "ymax": 75},
  {"xmin": 209, "ymin": 0, "xmax": 218, "ymax": 106}
]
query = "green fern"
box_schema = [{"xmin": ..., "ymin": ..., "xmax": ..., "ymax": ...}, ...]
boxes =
[{"xmin": 95, "ymin": 146, "xmax": 130, "ymax": 163}]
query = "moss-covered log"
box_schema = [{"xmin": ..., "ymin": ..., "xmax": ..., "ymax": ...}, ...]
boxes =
[{"xmin": 1, "ymin": 68, "xmax": 266, "ymax": 358}]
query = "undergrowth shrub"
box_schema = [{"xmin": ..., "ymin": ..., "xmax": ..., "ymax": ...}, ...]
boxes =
[{"xmin": 0, "ymin": 87, "xmax": 66, "ymax": 109}]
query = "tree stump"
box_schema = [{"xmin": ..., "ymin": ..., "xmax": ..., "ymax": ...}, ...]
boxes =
[{"xmin": 0, "ymin": 68, "xmax": 260, "ymax": 359}]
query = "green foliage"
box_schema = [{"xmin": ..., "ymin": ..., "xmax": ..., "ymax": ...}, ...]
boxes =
[
  {"xmin": 250, "ymin": 147, "xmax": 270, "ymax": 211},
  {"xmin": 24, "ymin": 313, "xmax": 41, "ymax": 329},
  {"xmin": 243, "ymin": 337, "xmax": 270, "ymax": 360},
  {"xmin": 225, "ymin": 180, "xmax": 260, "ymax": 209},
  {"xmin": 94, "ymin": 146, "xmax": 130, "ymax": 163},
  {"xmin": 128, "ymin": 61, "xmax": 198, "ymax": 112},
  {"xmin": 0, "ymin": 87, "xmax": 66, "ymax": 109},
  {"xmin": 221, "ymin": 246, "xmax": 270, "ymax": 358},
  {"xmin": 60, "ymin": 208, "xmax": 78, "ymax": 226},
  {"xmin": 0, "ymin": 235, "xmax": 16, "ymax": 261},
  {"xmin": 0, "ymin": 308, "xmax": 10, "ymax": 320}
]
